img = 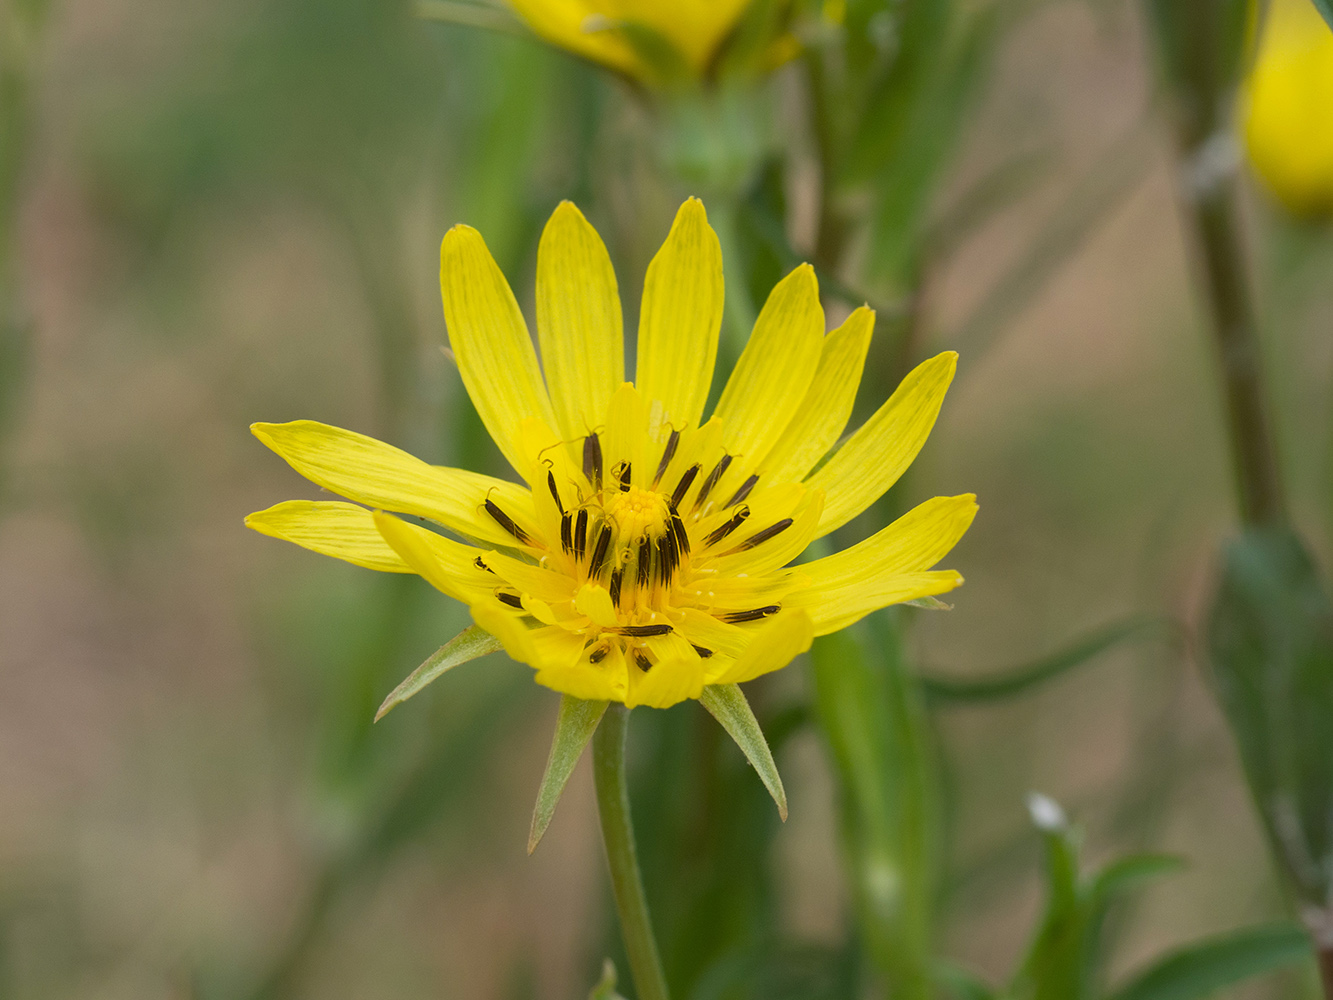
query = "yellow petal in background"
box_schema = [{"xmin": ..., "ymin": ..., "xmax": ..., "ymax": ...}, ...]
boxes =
[
  {"xmin": 1243, "ymin": 0, "xmax": 1333, "ymax": 217},
  {"xmin": 635, "ymin": 199, "xmax": 724, "ymax": 435},
  {"xmin": 440, "ymin": 224, "xmax": 559, "ymax": 472},
  {"xmin": 712, "ymin": 264, "xmax": 825, "ymax": 469},
  {"xmin": 795, "ymin": 570, "xmax": 965, "ymax": 636},
  {"xmin": 761, "ymin": 306, "xmax": 874, "ymax": 484},
  {"xmin": 806, "ymin": 350, "xmax": 958, "ymax": 537},
  {"xmin": 252, "ymin": 420, "xmax": 533, "ymax": 548},
  {"xmin": 245, "ymin": 500, "xmax": 412, "ymax": 573},
  {"xmin": 536, "ymin": 201, "xmax": 624, "ymax": 440}
]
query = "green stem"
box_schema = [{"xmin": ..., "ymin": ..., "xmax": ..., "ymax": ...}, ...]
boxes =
[
  {"xmin": 592, "ymin": 705, "xmax": 670, "ymax": 1000},
  {"xmin": 1183, "ymin": 171, "xmax": 1287, "ymax": 528}
]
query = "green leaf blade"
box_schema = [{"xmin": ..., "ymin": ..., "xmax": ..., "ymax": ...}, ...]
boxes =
[
  {"xmin": 528, "ymin": 695, "xmax": 608, "ymax": 854},
  {"xmin": 374, "ymin": 625, "xmax": 503, "ymax": 721},
  {"xmin": 699, "ymin": 683, "xmax": 787, "ymax": 821},
  {"xmin": 1108, "ymin": 922, "xmax": 1311, "ymax": 1000}
]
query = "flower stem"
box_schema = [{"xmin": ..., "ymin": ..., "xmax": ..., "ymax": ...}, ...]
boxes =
[
  {"xmin": 592, "ymin": 705, "xmax": 670, "ymax": 1000},
  {"xmin": 1183, "ymin": 175, "xmax": 1287, "ymax": 528}
]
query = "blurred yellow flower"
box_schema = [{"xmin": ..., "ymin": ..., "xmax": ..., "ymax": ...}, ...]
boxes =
[
  {"xmin": 505, "ymin": 0, "xmax": 755, "ymax": 83},
  {"xmin": 1243, "ymin": 0, "xmax": 1333, "ymax": 216},
  {"xmin": 247, "ymin": 199, "xmax": 975, "ymax": 709}
]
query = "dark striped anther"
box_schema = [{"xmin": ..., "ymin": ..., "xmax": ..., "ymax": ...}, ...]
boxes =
[
  {"xmin": 619, "ymin": 623, "xmax": 673, "ymax": 637},
  {"xmin": 652, "ymin": 429, "xmax": 680, "ymax": 487},
  {"xmin": 574, "ymin": 509, "xmax": 588, "ymax": 559},
  {"xmin": 704, "ymin": 507, "xmax": 750, "ymax": 546},
  {"xmin": 721, "ymin": 605, "xmax": 780, "ymax": 623},
  {"xmin": 671, "ymin": 464, "xmax": 700, "ymax": 508},
  {"xmin": 485, "ymin": 499, "xmax": 530, "ymax": 543},
  {"xmin": 583, "ymin": 433, "xmax": 603, "ymax": 488},
  {"xmin": 726, "ymin": 518, "xmax": 793, "ymax": 553},
  {"xmin": 693, "ymin": 454, "xmax": 732, "ymax": 510},
  {"xmin": 691, "ymin": 644, "xmax": 714, "ymax": 658},
  {"xmin": 497, "ymin": 592, "xmax": 525, "ymax": 609},
  {"xmin": 588, "ymin": 525, "xmax": 612, "ymax": 578},
  {"xmin": 726, "ymin": 474, "xmax": 759, "ymax": 508},
  {"xmin": 547, "ymin": 471, "xmax": 564, "ymax": 514}
]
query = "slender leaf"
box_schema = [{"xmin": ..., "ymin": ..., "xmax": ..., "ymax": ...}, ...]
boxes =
[
  {"xmin": 1107, "ymin": 922, "xmax": 1311, "ymax": 1000},
  {"xmin": 374, "ymin": 625, "xmax": 503, "ymax": 721},
  {"xmin": 528, "ymin": 695, "xmax": 608, "ymax": 853},
  {"xmin": 923, "ymin": 618, "xmax": 1173, "ymax": 704},
  {"xmin": 1088, "ymin": 853, "xmax": 1183, "ymax": 903},
  {"xmin": 699, "ymin": 684, "xmax": 787, "ymax": 821}
]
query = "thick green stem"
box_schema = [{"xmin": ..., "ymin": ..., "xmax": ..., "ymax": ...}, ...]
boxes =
[
  {"xmin": 593, "ymin": 705, "xmax": 670, "ymax": 1000},
  {"xmin": 1183, "ymin": 176, "xmax": 1286, "ymax": 528}
]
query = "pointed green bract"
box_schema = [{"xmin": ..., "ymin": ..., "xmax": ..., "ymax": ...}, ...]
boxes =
[
  {"xmin": 587, "ymin": 958, "xmax": 627, "ymax": 1000},
  {"xmin": 699, "ymin": 683, "xmax": 787, "ymax": 821},
  {"xmin": 374, "ymin": 625, "xmax": 504, "ymax": 722},
  {"xmin": 528, "ymin": 695, "xmax": 609, "ymax": 854}
]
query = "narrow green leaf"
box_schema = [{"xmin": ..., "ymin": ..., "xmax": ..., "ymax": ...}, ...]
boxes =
[
  {"xmin": 374, "ymin": 625, "xmax": 503, "ymax": 721},
  {"xmin": 1107, "ymin": 922, "xmax": 1311, "ymax": 1000},
  {"xmin": 699, "ymin": 684, "xmax": 787, "ymax": 821},
  {"xmin": 528, "ymin": 695, "xmax": 608, "ymax": 854},
  {"xmin": 1089, "ymin": 853, "xmax": 1184, "ymax": 903},
  {"xmin": 923, "ymin": 617, "xmax": 1173, "ymax": 704}
]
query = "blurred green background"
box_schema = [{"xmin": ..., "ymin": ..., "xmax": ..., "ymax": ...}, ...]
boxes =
[{"xmin": 2, "ymin": 0, "xmax": 1332, "ymax": 997}]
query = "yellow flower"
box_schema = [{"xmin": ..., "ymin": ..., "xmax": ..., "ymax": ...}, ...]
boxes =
[
  {"xmin": 247, "ymin": 199, "xmax": 976, "ymax": 710},
  {"xmin": 1243, "ymin": 0, "xmax": 1333, "ymax": 217},
  {"xmin": 505, "ymin": 0, "xmax": 755, "ymax": 83}
]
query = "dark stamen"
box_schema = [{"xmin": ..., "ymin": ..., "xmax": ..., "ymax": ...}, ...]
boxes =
[
  {"xmin": 485, "ymin": 499, "xmax": 530, "ymax": 543},
  {"xmin": 474, "ymin": 556, "xmax": 494, "ymax": 573},
  {"xmin": 726, "ymin": 474, "xmax": 759, "ymax": 508},
  {"xmin": 617, "ymin": 462, "xmax": 632, "ymax": 492},
  {"xmin": 634, "ymin": 650, "xmax": 653, "ymax": 671},
  {"xmin": 704, "ymin": 507, "xmax": 750, "ymax": 546},
  {"xmin": 560, "ymin": 513, "xmax": 573, "ymax": 554},
  {"xmin": 694, "ymin": 454, "xmax": 733, "ymax": 510},
  {"xmin": 671, "ymin": 513, "xmax": 690, "ymax": 555},
  {"xmin": 547, "ymin": 471, "xmax": 564, "ymax": 514},
  {"xmin": 725, "ymin": 518, "xmax": 793, "ymax": 553},
  {"xmin": 671, "ymin": 464, "xmax": 700, "ymax": 508},
  {"xmin": 691, "ymin": 644, "xmax": 714, "ymax": 658},
  {"xmin": 609, "ymin": 568, "xmax": 623, "ymax": 607},
  {"xmin": 652, "ymin": 429, "xmax": 680, "ymax": 487},
  {"xmin": 574, "ymin": 509, "xmax": 588, "ymax": 559},
  {"xmin": 589, "ymin": 645, "xmax": 608, "ymax": 664},
  {"xmin": 583, "ymin": 433, "xmax": 603, "ymax": 488},
  {"xmin": 588, "ymin": 526, "xmax": 612, "ymax": 578},
  {"xmin": 637, "ymin": 536, "xmax": 652, "ymax": 588},
  {"xmin": 498, "ymin": 592, "xmax": 525, "ymax": 610},
  {"xmin": 721, "ymin": 605, "xmax": 780, "ymax": 623},
  {"xmin": 656, "ymin": 534, "xmax": 675, "ymax": 584},
  {"xmin": 619, "ymin": 623, "xmax": 673, "ymax": 637}
]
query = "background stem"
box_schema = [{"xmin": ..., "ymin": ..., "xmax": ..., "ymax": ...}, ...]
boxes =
[
  {"xmin": 1184, "ymin": 180, "xmax": 1287, "ymax": 528},
  {"xmin": 593, "ymin": 705, "xmax": 670, "ymax": 1000}
]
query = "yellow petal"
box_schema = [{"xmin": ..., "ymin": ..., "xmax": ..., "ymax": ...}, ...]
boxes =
[
  {"xmin": 711, "ymin": 610, "xmax": 813, "ymax": 685},
  {"xmin": 482, "ymin": 550, "xmax": 578, "ymax": 604},
  {"xmin": 635, "ymin": 199, "xmax": 724, "ymax": 435},
  {"xmin": 672, "ymin": 607, "xmax": 749, "ymax": 657},
  {"xmin": 440, "ymin": 224, "xmax": 559, "ymax": 473},
  {"xmin": 536, "ymin": 201, "xmax": 625, "ymax": 441},
  {"xmin": 372, "ymin": 510, "xmax": 491, "ymax": 602},
  {"xmin": 712, "ymin": 264, "xmax": 825, "ymax": 469},
  {"xmin": 761, "ymin": 306, "xmax": 874, "ymax": 484},
  {"xmin": 789, "ymin": 493, "xmax": 977, "ymax": 634},
  {"xmin": 574, "ymin": 583, "xmax": 620, "ymax": 628},
  {"xmin": 625, "ymin": 634, "xmax": 705, "ymax": 708},
  {"xmin": 245, "ymin": 500, "xmax": 412, "ymax": 573},
  {"xmin": 806, "ymin": 351, "xmax": 957, "ymax": 537},
  {"xmin": 252, "ymin": 420, "xmax": 534, "ymax": 549},
  {"xmin": 535, "ymin": 642, "xmax": 629, "ymax": 702}
]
